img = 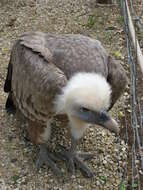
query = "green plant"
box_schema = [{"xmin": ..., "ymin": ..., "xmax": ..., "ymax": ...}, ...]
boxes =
[
  {"xmin": 120, "ymin": 181, "xmax": 126, "ymax": 190},
  {"xmin": 88, "ymin": 15, "xmax": 96, "ymax": 29},
  {"xmin": 99, "ymin": 176, "xmax": 107, "ymax": 184}
]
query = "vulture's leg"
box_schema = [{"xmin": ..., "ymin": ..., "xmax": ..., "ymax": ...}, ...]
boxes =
[
  {"xmin": 59, "ymin": 136, "xmax": 94, "ymax": 178},
  {"xmin": 28, "ymin": 120, "xmax": 62, "ymax": 177},
  {"xmin": 35, "ymin": 144, "xmax": 62, "ymax": 177}
]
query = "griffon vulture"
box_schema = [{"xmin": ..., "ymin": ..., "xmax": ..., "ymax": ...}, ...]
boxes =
[{"xmin": 4, "ymin": 32, "xmax": 127, "ymax": 178}]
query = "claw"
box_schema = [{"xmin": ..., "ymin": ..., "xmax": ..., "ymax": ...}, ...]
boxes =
[
  {"xmin": 68, "ymin": 158, "xmax": 75, "ymax": 174},
  {"xmin": 58, "ymin": 147, "xmax": 95, "ymax": 178},
  {"xmin": 74, "ymin": 156, "xmax": 94, "ymax": 178},
  {"xmin": 77, "ymin": 152, "xmax": 95, "ymax": 161},
  {"xmin": 35, "ymin": 145, "xmax": 62, "ymax": 177}
]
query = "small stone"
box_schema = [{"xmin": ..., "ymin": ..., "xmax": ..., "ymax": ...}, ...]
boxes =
[
  {"xmin": 11, "ymin": 158, "xmax": 17, "ymax": 163},
  {"xmin": 119, "ymin": 111, "xmax": 124, "ymax": 117}
]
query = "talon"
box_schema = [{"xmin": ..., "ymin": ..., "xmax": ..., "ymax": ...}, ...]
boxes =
[
  {"xmin": 59, "ymin": 148, "xmax": 94, "ymax": 178},
  {"xmin": 35, "ymin": 145, "xmax": 62, "ymax": 177},
  {"xmin": 74, "ymin": 156, "xmax": 94, "ymax": 178},
  {"xmin": 77, "ymin": 152, "xmax": 95, "ymax": 161}
]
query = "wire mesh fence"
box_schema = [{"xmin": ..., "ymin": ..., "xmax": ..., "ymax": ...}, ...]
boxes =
[{"xmin": 120, "ymin": 0, "xmax": 143, "ymax": 189}]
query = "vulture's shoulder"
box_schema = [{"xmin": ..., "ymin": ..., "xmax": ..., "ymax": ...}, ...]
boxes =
[
  {"xmin": 12, "ymin": 37, "xmax": 67, "ymax": 95},
  {"xmin": 19, "ymin": 31, "xmax": 53, "ymax": 62},
  {"xmin": 19, "ymin": 32, "xmax": 107, "ymax": 63}
]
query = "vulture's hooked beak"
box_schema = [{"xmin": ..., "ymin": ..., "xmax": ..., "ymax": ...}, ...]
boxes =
[{"xmin": 75, "ymin": 108, "xmax": 120, "ymax": 135}]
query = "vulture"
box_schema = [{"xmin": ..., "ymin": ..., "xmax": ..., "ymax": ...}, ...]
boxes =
[{"xmin": 4, "ymin": 32, "xmax": 127, "ymax": 178}]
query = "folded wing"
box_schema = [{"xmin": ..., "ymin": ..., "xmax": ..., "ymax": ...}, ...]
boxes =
[{"xmin": 9, "ymin": 40, "xmax": 67, "ymax": 123}]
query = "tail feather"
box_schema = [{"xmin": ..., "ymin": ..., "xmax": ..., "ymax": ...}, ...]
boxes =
[
  {"xmin": 4, "ymin": 60, "xmax": 16, "ymax": 114},
  {"xmin": 5, "ymin": 93, "xmax": 16, "ymax": 114},
  {"xmin": 4, "ymin": 61, "xmax": 12, "ymax": 92}
]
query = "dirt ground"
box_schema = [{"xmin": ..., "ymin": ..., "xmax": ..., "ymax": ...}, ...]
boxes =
[{"xmin": 0, "ymin": 0, "xmax": 133, "ymax": 189}]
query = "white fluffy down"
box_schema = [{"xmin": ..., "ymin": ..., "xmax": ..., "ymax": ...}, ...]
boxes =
[{"xmin": 55, "ymin": 72, "xmax": 111, "ymax": 114}]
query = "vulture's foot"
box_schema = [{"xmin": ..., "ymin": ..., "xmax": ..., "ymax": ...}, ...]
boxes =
[
  {"xmin": 59, "ymin": 145, "xmax": 94, "ymax": 178},
  {"xmin": 35, "ymin": 145, "xmax": 62, "ymax": 177}
]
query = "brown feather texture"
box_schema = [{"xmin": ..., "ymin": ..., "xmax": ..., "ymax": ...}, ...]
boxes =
[
  {"xmin": 5, "ymin": 31, "xmax": 127, "ymax": 143},
  {"xmin": 4, "ymin": 32, "xmax": 128, "ymax": 177}
]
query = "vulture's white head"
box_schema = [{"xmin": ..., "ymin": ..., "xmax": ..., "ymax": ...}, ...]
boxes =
[{"xmin": 55, "ymin": 72, "xmax": 119, "ymax": 135}]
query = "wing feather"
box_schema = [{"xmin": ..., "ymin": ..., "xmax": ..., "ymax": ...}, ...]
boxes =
[
  {"xmin": 19, "ymin": 32, "xmax": 109, "ymax": 79},
  {"xmin": 20, "ymin": 31, "xmax": 52, "ymax": 61},
  {"xmin": 107, "ymin": 56, "xmax": 128, "ymax": 110},
  {"xmin": 18, "ymin": 33, "xmax": 127, "ymax": 111},
  {"xmin": 11, "ymin": 41, "xmax": 67, "ymax": 124}
]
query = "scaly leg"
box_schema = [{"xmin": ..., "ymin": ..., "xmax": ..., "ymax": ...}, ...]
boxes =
[
  {"xmin": 35, "ymin": 144, "xmax": 62, "ymax": 177},
  {"xmin": 59, "ymin": 137, "xmax": 94, "ymax": 178},
  {"xmin": 28, "ymin": 120, "xmax": 62, "ymax": 177}
]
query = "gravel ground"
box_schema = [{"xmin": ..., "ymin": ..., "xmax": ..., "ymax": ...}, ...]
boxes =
[{"xmin": 0, "ymin": 1, "xmax": 129, "ymax": 189}]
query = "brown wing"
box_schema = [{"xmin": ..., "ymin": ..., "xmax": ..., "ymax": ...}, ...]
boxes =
[
  {"xmin": 20, "ymin": 32, "xmax": 109, "ymax": 79},
  {"xmin": 20, "ymin": 31, "xmax": 53, "ymax": 62},
  {"xmin": 107, "ymin": 56, "xmax": 128, "ymax": 110},
  {"xmin": 20, "ymin": 32, "xmax": 127, "ymax": 110},
  {"xmin": 11, "ymin": 40, "xmax": 67, "ymax": 124}
]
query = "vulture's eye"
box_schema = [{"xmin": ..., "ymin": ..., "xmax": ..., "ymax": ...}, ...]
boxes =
[{"xmin": 80, "ymin": 107, "xmax": 90, "ymax": 112}]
